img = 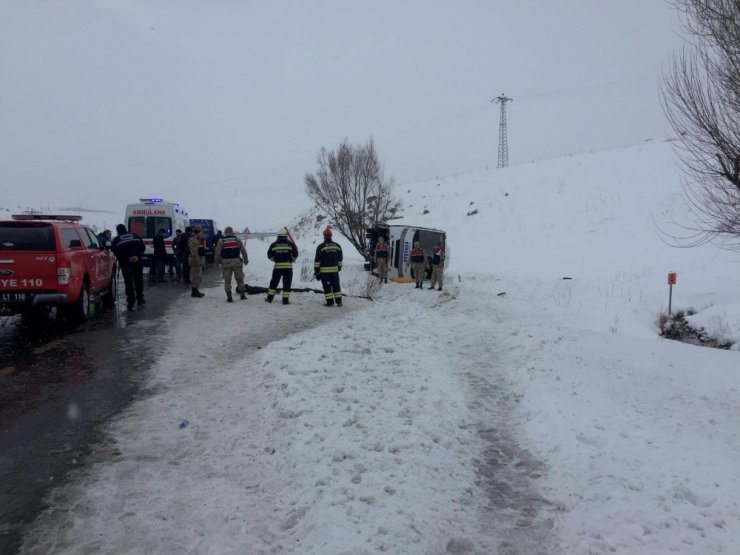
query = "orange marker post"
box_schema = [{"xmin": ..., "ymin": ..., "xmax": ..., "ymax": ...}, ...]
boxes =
[{"xmin": 667, "ymin": 272, "xmax": 677, "ymax": 315}]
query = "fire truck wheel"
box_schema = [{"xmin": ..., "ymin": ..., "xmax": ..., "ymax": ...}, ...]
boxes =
[
  {"xmin": 101, "ymin": 270, "xmax": 116, "ymax": 309},
  {"xmin": 68, "ymin": 281, "xmax": 91, "ymax": 323}
]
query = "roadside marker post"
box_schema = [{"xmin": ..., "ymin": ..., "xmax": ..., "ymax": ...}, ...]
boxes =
[{"xmin": 667, "ymin": 272, "xmax": 677, "ymax": 315}]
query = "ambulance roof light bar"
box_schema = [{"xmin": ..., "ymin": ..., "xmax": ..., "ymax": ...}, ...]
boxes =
[{"xmin": 139, "ymin": 197, "xmax": 164, "ymax": 203}]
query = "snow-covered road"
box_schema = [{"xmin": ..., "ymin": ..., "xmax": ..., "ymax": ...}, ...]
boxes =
[
  {"xmin": 20, "ymin": 269, "xmax": 560, "ymax": 554},
  {"xmin": 19, "ymin": 257, "xmax": 740, "ymax": 554}
]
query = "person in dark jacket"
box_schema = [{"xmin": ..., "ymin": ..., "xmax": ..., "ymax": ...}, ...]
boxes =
[
  {"xmin": 214, "ymin": 226, "xmax": 248, "ymax": 302},
  {"xmin": 176, "ymin": 226, "xmax": 192, "ymax": 284},
  {"xmin": 212, "ymin": 230, "xmax": 223, "ymax": 255},
  {"xmin": 151, "ymin": 228, "xmax": 168, "ymax": 284},
  {"xmin": 110, "ymin": 223, "xmax": 146, "ymax": 311},
  {"xmin": 266, "ymin": 227, "xmax": 298, "ymax": 305},
  {"xmin": 314, "ymin": 227, "xmax": 343, "ymax": 306},
  {"xmin": 171, "ymin": 229, "xmax": 184, "ymax": 280}
]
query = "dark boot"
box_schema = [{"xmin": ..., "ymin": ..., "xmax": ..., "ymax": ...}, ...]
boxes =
[
  {"xmin": 265, "ymin": 295, "xmax": 273, "ymax": 303},
  {"xmin": 226, "ymin": 291, "xmax": 233, "ymax": 302},
  {"xmin": 325, "ymin": 300, "xmax": 334, "ymax": 307},
  {"xmin": 282, "ymin": 298, "xmax": 290, "ymax": 305},
  {"xmin": 384, "ymin": 278, "xmax": 388, "ymax": 283},
  {"xmin": 336, "ymin": 299, "xmax": 342, "ymax": 307},
  {"xmin": 240, "ymin": 292, "xmax": 247, "ymax": 300},
  {"xmin": 191, "ymin": 288, "xmax": 204, "ymax": 298},
  {"xmin": 437, "ymin": 287, "xmax": 442, "ymax": 291}
]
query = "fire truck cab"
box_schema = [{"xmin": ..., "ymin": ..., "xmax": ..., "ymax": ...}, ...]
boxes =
[
  {"xmin": 124, "ymin": 198, "xmax": 189, "ymax": 266},
  {"xmin": 365, "ymin": 224, "xmax": 448, "ymax": 281}
]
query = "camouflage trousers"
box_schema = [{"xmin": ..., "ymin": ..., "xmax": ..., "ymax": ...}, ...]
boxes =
[
  {"xmin": 222, "ymin": 258, "xmax": 245, "ymax": 294},
  {"xmin": 430, "ymin": 265, "xmax": 444, "ymax": 289},
  {"xmin": 376, "ymin": 258, "xmax": 388, "ymax": 280},
  {"xmin": 412, "ymin": 262, "xmax": 426, "ymax": 286},
  {"xmin": 189, "ymin": 257, "xmax": 204, "ymax": 288}
]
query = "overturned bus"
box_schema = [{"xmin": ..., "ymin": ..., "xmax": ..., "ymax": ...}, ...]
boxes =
[{"xmin": 364, "ymin": 224, "xmax": 447, "ymax": 281}]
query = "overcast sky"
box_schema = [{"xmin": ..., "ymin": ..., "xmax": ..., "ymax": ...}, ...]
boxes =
[{"xmin": 0, "ymin": 1, "xmax": 684, "ymax": 229}]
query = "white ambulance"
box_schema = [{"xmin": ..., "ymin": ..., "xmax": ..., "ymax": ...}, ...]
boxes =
[{"xmin": 124, "ymin": 198, "xmax": 190, "ymax": 265}]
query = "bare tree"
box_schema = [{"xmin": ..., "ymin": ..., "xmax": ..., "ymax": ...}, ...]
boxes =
[
  {"xmin": 661, "ymin": 0, "xmax": 740, "ymax": 249},
  {"xmin": 304, "ymin": 137, "xmax": 401, "ymax": 257}
]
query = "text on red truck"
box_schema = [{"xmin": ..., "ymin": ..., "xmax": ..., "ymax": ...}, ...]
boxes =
[{"xmin": 1, "ymin": 278, "xmax": 45, "ymax": 288}]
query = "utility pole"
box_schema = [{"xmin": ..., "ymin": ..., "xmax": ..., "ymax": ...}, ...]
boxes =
[{"xmin": 492, "ymin": 94, "xmax": 513, "ymax": 168}]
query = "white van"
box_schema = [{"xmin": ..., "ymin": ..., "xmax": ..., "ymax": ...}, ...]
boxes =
[
  {"xmin": 365, "ymin": 224, "xmax": 448, "ymax": 281},
  {"xmin": 124, "ymin": 198, "xmax": 190, "ymax": 265}
]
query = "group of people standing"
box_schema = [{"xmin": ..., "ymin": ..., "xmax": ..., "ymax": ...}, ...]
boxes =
[
  {"xmin": 105, "ymin": 224, "xmax": 345, "ymax": 311},
  {"xmin": 262, "ymin": 226, "xmax": 344, "ymax": 307},
  {"xmin": 105, "ymin": 224, "xmax": 212, "ymax": 310},
  {"xmin": 106, "ymin": 224, "xmax": 443, "ymax": 313},
  {"xmin": 375, "ymin": 237, "xmax": 445, "ymax": 290}
]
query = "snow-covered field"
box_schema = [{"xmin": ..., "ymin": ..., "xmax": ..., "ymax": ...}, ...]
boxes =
[{"xmin": 16, "ymin": 139, "xmax": 740, "ymax": 554}]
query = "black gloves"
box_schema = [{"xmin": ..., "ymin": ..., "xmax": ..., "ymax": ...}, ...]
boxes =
[{"xmin": 315, "ymin": 273, "xmax": 321, "ymax": 281}]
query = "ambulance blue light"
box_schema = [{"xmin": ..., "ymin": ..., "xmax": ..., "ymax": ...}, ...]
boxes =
[{"xmin": 139, "ymin": 197, "xmax": 163, "ymax": 203}]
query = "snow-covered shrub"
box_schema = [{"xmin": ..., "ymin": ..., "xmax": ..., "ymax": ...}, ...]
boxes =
[
  {"xmin": 657, "ymin": 311, "xmax": 733, "ymax": 349},
  {"xmin": 298, "ymin": 255, "xmax": 315, "ymax": 282}
]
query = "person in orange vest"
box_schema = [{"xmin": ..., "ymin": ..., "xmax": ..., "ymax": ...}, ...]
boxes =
[
  {"xmin": 409, "ymin": 241, "xmax": 426, "ymax": 289},
  {"xmin": 374, "ymin": 235, "xmax": 389, "ymax": 283},
  {"xmin": 429, "ymin": 242, "xmax": 446, "ymax": 291}
]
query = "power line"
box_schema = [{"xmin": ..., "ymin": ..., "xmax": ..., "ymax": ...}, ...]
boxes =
[{"xmin": 492, "ymin": 94, "xmax": 513, "ymax": 168}]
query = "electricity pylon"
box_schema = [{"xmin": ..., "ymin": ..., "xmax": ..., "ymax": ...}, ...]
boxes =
[{"xmin": 492, "ymin": 94, "xmax": 513, "ymax": 168}]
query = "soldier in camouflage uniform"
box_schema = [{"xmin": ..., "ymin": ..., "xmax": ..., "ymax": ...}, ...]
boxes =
[
  {"xmin": 409, "ymin": 241, "xmax": 426, "ymax": 289},
  {"xmin": 214, "ymin": 226, "xmax": 249, "ymax": 302},
  {"xmin": 374, "ymin": 235, "xmax": 389, "ymax": 283},
  {"xmin": 188, "ymin": 226, "xmax": 206, "ymax": 297},
  {"xmin": 428, "ymin": 242, "xmax": 445, "ymax": 291}
]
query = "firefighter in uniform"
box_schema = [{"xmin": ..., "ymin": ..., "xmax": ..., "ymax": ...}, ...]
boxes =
[
  {"xmin": 214, "ymin": 226, "xmax": 248, "ymax": 302},
  {"xmin": 188, "ymin": 226, "xmax": 206, "ymax": 297},
  {"xmin": 266, "ymin": 228, "xmax": 299, "ymax": 305},
  {"xmin": 409, "ymin": 241, "xmax": 426, "ymax": 289},
  {"xmin": 429, "ymin": 242, "xmax": 445, "ymax": 291},
  {"xmin": 111, "ymin": 223, "xmax": 146, "ymax": 311},
  {"xmin": 374, "ymin": 235, "xmax": 389, "ymax": 283},
  {"xmin": 314, "ymin": 227, "xmax": 343, "ymax": 306}
]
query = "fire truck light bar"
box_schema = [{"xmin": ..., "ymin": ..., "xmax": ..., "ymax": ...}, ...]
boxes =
[{"xmin": 12, "ymin": 214, "xmax": 83, "ymax": 222}]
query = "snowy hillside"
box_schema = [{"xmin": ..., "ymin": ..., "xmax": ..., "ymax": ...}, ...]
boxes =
[
  {"xmin": 16, "ymin": 140, "xmax": 740, "ymax": 554},
  {"xmin": 395, "ymin": 139, "xmax": 740, "ymax": 343}
]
